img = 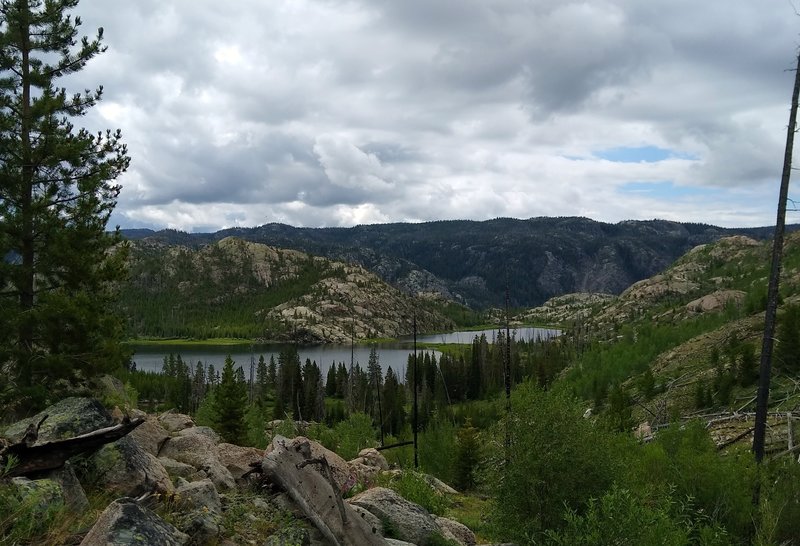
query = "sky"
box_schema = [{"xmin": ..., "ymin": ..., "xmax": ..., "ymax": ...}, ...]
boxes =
[{"xmin": 62, "ymin": 1, "xmax": 800, "ymax": 232}]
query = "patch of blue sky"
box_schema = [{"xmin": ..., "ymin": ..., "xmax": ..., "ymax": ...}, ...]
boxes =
[
  {"xmin": 620, "ymin": 181, "xmax": 715, "ymax": 200},
  {"xmin": 595, "ymin": 145, "xmax": 696, "ymax": 163}
]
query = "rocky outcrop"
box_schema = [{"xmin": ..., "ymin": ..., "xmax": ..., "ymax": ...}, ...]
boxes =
[
  {"xmin": 685, "ymin": 290, "xmax": 746, "ymax": 314},
  {"xmin": 80, "ymin": 498, "xmax": 189, "ymax": 546}
]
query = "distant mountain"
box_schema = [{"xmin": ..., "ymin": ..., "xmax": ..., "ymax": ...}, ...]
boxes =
[
  {"xmin": 119, "ymin": 237, "xmax": 453, "ymax": 343},
  {"xmin": 121, "ymin": 218, "xmax": 791, "ymax": 308}
]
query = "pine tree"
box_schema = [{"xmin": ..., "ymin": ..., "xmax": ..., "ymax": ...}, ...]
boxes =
[
  {"xmin": 0, "ymin": 0, "xmax": 130, "ymax": 404},
  {"xmin": 212, "ymin": 355, "xmax": 247, "ymax": 443}
]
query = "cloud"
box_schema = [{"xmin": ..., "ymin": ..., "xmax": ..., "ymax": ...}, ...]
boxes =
[{"xmin": 53, "ymin": 0, "xmax": 800, "ymax": 231}]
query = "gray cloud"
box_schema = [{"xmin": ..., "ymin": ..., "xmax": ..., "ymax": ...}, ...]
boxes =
[{"xmin": 53, "ymin": 0, "xmax": 800, "ymax": 231}]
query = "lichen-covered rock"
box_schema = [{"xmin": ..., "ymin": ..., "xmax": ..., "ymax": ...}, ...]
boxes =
[
  {"xmin": 3, "ymin": 397, "xmax": 112, "ymax": 443},
  {"xmin": 46, "ymin": 462, "xmax": 88, "ymax": 512},
  {"xmin": 435, "ymin": 516, "xmax": 476, "ymax": 546},
  {"xmin": 174, "ymin": 478, "xmax": 221, "ymax": 543},
  {"xmin": 80, "ymin": 498, "xmax": 188, "ymax": 546},
  {"xmin": 10, "ymin": 477, "xmax": 64, "ymax": 510},
  {"xmin": 348, "ymin": 487, "xmax": 440, "ymax": 545},
  {"xmin": 159, "ymin": 433, "xmax": 235, "ymax": 490},
  {"xmin": 89, "ymin": 436, "xmax": 173, "ymax": 497},
  {"xmin": 129, "ymin": 416, "xmax": 171, "ymax": 456},
  {"xmin": 158, "ymin": 410, "xmax": 195, "ymax": 433},
  {"xmin": 216, "ymin": 442, "xmax": 263, "ymax": 480}
]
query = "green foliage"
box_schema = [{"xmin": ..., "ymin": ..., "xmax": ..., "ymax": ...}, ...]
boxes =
[
  {"xmin": 418, "ymin": 416, "xmax": 458, "ymax": 486},
  {"xmin": 485, "ymin": 382, "xmax": 621, "ymax": 542},
  {"xmin": 776, "ymin": 304, "xmax": 800, "ymax": 373},
  {"xmin": 376, "ymin": 471, "xmax": 450, "ymax": 516},
  {"xmin": 631, "ymin": 420, "xmax": 755, "ymax": 538},
  {"xmin": 325, "ymin": 413, "xmax": 377, "ymax": 460},
  {"xmin": 0, "ymin": 0, "xmax": 130, "ymax": 410},
  {"xmin": 211, "ymin": 356, "xmax": 248, "ymax": 443},
  {"xmin": 545, "ymin": 486, "xmax": 729, "ymax": 546},
  {"xmin": 454, "ymin": 420, "xmax": 480, "ymax": 491}
]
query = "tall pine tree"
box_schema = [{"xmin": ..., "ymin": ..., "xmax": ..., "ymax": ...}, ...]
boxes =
[
  {"xmin": 0, "ymin": 0, "xmax": 129, "ymax": 406},
  {"xmin": 212, "ymin": 355, "xmax": 247, "ymax": 443}
]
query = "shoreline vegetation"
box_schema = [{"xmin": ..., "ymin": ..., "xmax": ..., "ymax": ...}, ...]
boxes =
[{"xmin": 124, "ymin": 322, "xmax": 558, "ymax": 350}]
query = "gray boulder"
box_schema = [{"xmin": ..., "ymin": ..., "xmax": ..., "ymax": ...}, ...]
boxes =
[
  {"xmin": 348, "ymin": 487, "xmax": 440, "ymax": 546},
  {"xmin": 128, "ymin": 416, "xmax": 171, "ymax": 456},
  {"xmin": 216, "ymin": 442, "xmax": 263, "ymax": 480},
  {"xmin": 174, "ymin": 478, "xmax": 222, "ymax": 543},
  {"xmin": 3, "ymin": 397, "xmax": 112, "ymax": 443},
  {"xmin": 435, "ymin": 516, "xmax": 476, "ymax": 546},
  {"xmin": 89, "ymin": 436, "xmax": 173, "ymax": 497},
  {"xmin": 80, "ymin": 498, "xmax": 188, "ymax": 545},
  {"xmin": 159, "ymin": 433, "xmax": 235, "ymax": 490},
  {"xmin": 178, "ymin": 425, "xmax": 221, "ymax": 444},
  {"xmin": 158, "ymin": 410, "xmax": 195, "ymax": 433},
  {"xmin": 159, "ymin": 456, "xmax": 205, "ymax": 481},
  {"xmin": 46, "ymin": 462, "xmax": 89, "ymax": 512}
]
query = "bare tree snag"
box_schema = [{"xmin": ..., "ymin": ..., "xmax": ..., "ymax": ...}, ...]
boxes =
[{"xmin": 754, "ymin": 51, "xmax": 800, "ymax": 464}]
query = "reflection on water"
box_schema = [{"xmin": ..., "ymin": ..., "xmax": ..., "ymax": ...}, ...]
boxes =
[{"xmin": 130, "ymin": 327, "xmax": 559, "ymax": 377}]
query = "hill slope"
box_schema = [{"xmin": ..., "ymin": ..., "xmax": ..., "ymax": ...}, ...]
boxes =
[
  {"xmin": 119, "ymin": 237, "xmax": 453, "ymax": 342},
  {"xmin": 122, "ymin": 218, "xmax": 788, "ymax": 308},
  {"xmin": 539, "ymin": 232, "xmax": 800, "ymax": 453}
]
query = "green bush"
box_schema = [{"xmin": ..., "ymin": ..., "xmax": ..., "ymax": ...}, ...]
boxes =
[
  {"xmin": 630, "ymin": 420, "xmax": 755, "ymax": 539},
  {"xmin": 332, "ymin": 413, "xmax": 377, "ymax": 460},
  {"xmin": 376, "ymin": 471, "xmax": 450, "ymax": 516},
  {"xmin": 545, "ymin": 486, "xmax": 730, "ymax": 546},
  {"xmin": 484, "ymin": 382, "xmax": 621, "ymax": 542}
]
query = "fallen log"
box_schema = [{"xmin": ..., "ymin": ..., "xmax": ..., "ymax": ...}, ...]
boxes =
[
  {"xmin": 1, "ymin": 417, "xmax": 145, "ymax": 477},
  {"xmin": 261, "ymin": 436, "xmax": 388, "ymax": 546}
]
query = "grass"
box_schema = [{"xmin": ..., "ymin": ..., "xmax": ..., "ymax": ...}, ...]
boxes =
[{"xmin": 125, "ymin": 337, "xmax": 255, "ymax": 347}]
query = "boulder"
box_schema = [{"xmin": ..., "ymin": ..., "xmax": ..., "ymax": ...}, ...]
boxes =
[
  {"xmin": 435, "ymin": 516, "xmax": 476, "ymax": 546},
  {"xmin": 159, "ymin": 433, "xmax": 235, "ymax": 490},
  {"xmin": 354, "ymin": 448, "xmax": 389, "ymax": 470},
  {"xmin": 159, "ymin": 457, "xmax": 204, "ymax": 481},
  {"xmin": 158, "ymin": 410, "xmax": 195, "ymax": 433},
  {"xmin": 46, "ymin": 462, "xmax": 89, "ymax": 512},
  {"xmin": 261, "ymin": 436, "xmax": 389, "ymax": 545},
  {"xmin": 269, "ymin": 436, "xmax": 352, "ymax": 491},
  {"xmin": 175, "ymin": 478, "xmax": 222, "ymax": 543},
  {"xmin": 178, "ymin": 425, "xmax": 221, "ymax": 444},
  {"xmin": 348, "ymin": 487, "xmax": 440, "ymax": 546},
  {"xmin": 217, "ymin": 442, "xmax": 264, "ymax": 480},
  {"xmin": 10, "ymin": 477, "xmax": 64, "ymax": 511},
  {"xmin": 129, "ymin": 416, "xmax": 171, "ymax": 456},
  {"xmin": 3, "ymin": 397, "xmax": 112, "ymax": 443},
  {"xmin": 89, "ymin": 436, "xmax": 173, "ymax": 497},
  {"xmin": 80, "ymin": 498, "xmax": 189, "ymax": 546}
]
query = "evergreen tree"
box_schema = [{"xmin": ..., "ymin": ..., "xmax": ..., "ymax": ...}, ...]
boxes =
[
  {"xmin": 255, "ymin": 354, "xmax": 268, "ymax": 404},
  {"xmin": 777, "ymin": 305, "xmax": 800, "ymax": 373},
  {"xmin": 0, "ymin": 0, "xmax": 130, "ymax": 405},
  {"xmin": 212, "ymin": 355, "xmax": 247, "ymax": 443}
]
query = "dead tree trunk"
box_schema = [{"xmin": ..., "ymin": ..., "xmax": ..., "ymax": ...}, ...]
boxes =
[{"xmin": 753, "ymin": 51, "xmax": 800, "ymax": 464}]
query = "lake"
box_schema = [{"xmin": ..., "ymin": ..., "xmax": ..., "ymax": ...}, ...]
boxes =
[{"xmin": 129, "ymin": 326, "xmax": 560, "ymax": 378}]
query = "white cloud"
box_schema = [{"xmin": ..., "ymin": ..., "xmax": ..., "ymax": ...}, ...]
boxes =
[{"xmin": 57, "ymin": 0, "xmax": 800, "ymax": 231}]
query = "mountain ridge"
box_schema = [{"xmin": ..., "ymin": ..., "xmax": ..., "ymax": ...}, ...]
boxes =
[{"xmin": 120, "ymin": 217, "xmax": 794, "ymax": 308}]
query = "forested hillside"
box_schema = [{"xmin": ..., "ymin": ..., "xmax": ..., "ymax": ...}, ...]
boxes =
[
  {"xmin": 122, "ymin": 218, "xmax": 791, "ymax": 308},
  {"xmin": 119, "ymin": 237, "xmax": 455, "ymax": 342}
]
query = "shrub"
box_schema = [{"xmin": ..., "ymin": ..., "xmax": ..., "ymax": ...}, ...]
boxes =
[{"xmin": 484, "ymin": 382, "xmax": 621, "ymax": 542}]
